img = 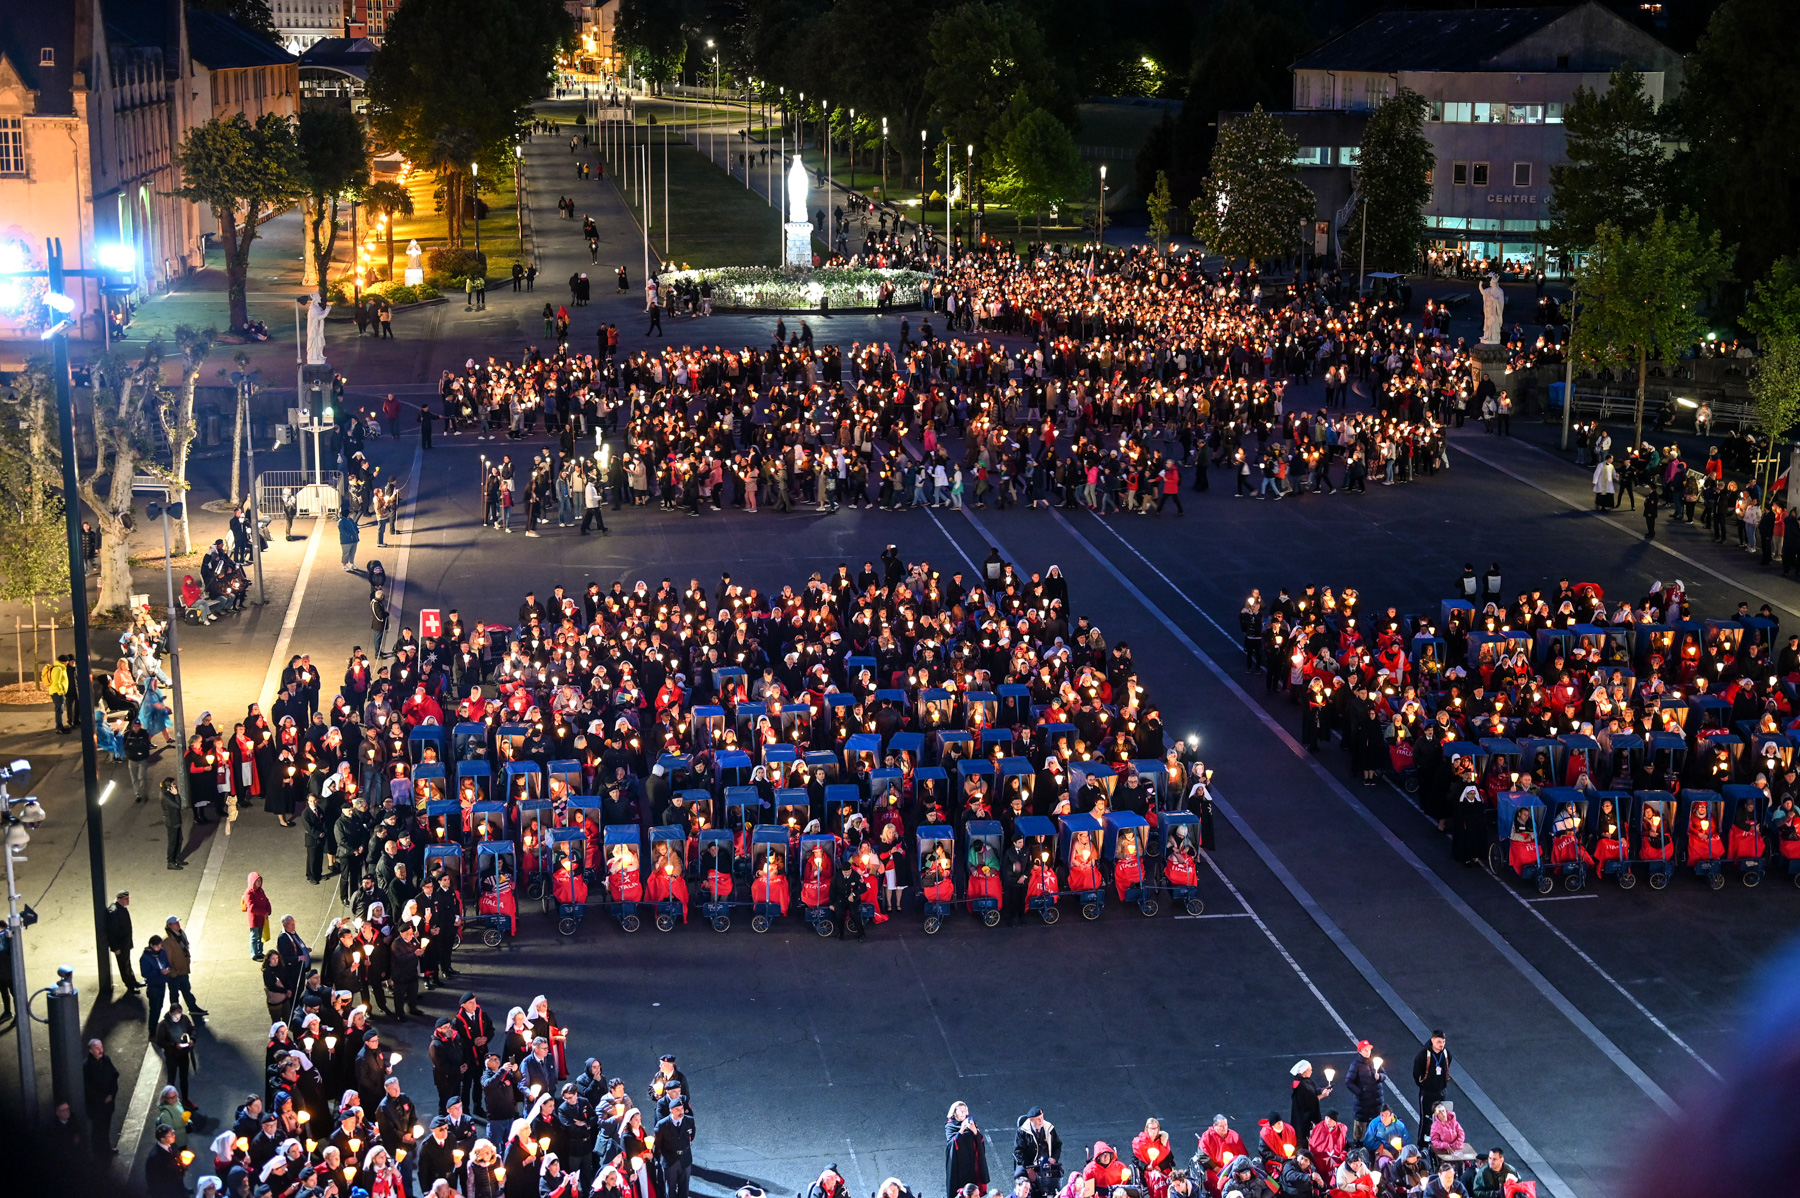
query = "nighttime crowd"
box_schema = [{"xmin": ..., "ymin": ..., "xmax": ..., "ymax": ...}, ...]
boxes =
[
  {"xmin": 1239, "ymin": 571, "xmax": 1800, "ymax": 879},
  {"xmin": 385, "ymin": 243, "xmax": 1503, "ymax": 531}
]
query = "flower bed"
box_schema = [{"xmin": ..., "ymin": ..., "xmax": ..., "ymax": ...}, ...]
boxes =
[{"xmin": 659, "ymin": 266, "xmax": 929, "ymax": 312}]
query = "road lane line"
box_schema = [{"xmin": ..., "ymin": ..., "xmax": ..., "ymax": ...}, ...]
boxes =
[
  {"xmin": 121, "ymin": 499, "xmax": 334, "ymax": 1177},
  {"xmin": 1042, "ymin": 507, "xmax": 1618, "ymax": 1196},
  {"xmin": 1080, "ymin": 508, "xmax": 1707, "ymax": 1097},
  {"xmin": 1197, "ymin": 851, "xmax": 1417, "ymax": 1123},
  {"xmin": 383, "ymin": 439, "xmax": 427, "ymax": 636},
  {"xmin": 1447, "ymin": 435, "xmax": 1800, "ymax": 620},
  {"xmin": 897, "ymin": 935, "xmax": 966, "ymax": 1079}
]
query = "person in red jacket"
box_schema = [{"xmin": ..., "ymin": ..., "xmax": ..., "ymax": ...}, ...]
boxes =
[
  {"xmin": 1155, "ymin": 461, "xmax": 1184, "ymax": 515},
  {"xmin": 1083, "ymin": 1142, "xmax": 1131, "ymax": 1192}
]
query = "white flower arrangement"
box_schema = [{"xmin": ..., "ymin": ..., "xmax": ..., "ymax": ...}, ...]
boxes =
[{"xmin": 659, "ymin": 266, "xmax": 929, "ymax": 311}]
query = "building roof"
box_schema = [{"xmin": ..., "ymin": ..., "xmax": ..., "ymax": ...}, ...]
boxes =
[
  {"xmin": 187, "ymin": 7, "xmax": 294, "ymax": 70},
  {"xmin": 0, "ymin": 5, "xmax": 78, "ymax": 114},
  {"xmin": 298, "ymin": 36, "xmax": 375, "ymax": 77},
  {"xmin": 1292, "ymin": 6, "xmax": 1573, "ymax": 73}
]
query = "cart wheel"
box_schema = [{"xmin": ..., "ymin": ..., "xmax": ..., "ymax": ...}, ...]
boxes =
[
  {"xmin": 526, "ymin": 878, "xmax": 545, "ymax": 901},
  {"xmin": 981, "ymin": 908, "xmax": 1001, "ymax": 928},
  {"xmin": 751, "ymin": 914, "xmax": 771, "ymax": 933},
  {"xmin": 1793, "ymin": 870, "xmax": 1800, "ymax": 888},
  {"xmin": 557, "ymin": 917, "xmax": 578, "ymax": 937},
  {"xmin": 923, "ymin": 915, "xmax": 942, "ymax": 935},
  {"xmin": 816, "ymin": 918, "xmax": 836, "ymax": 938},
  {"xmin": 1184, "ymin": 897, "xmax": 1205, "ymax": 915},
  {"xmin": 1563, "ymin": 871, "xmax": 1584, "ymax": 893},
  {"xmin": 541, "ymin": 894, "xmax": 554, "ymax": 916},
  {"xmin": 1081, "ymin": 902, "xmax": 1101, "ymax": 921},
  {"xmin": 1403, "ymin": 775, "xmax": 1420, "ymax": 794},
  {"xmin": 481, "ymin": 927, "xmax": 503, "ymax": 947},
  {"xmin": 1744, "ymin": 869, "xmax": 1762, "ymax": 888},
  {"xmin": 655, "ymin": 912, "xmax": 676, "ymax": 932},
  {"xmin": 1041, "ymin": 906, "xmax": 1060, "ymax": 925},
  {"xmin": 1535, "ymin": 875, "xmax": 1554, "ymax": 895},
  {"xmin": 1140, "ymin": 899, "xmax": 1159, "ymax": 918},
  {"xmin": 1708, "ymin": 871, "xmax": 1726, "ymax": 891},
  {"xmin": 711, "ymin": 916, "xmax": 730, "ymax": 932},
  {"xmin": 1648, "ymin": 869, "xmax": 1669, "ymax": 890},
  {"xmin": 1487, "ymin": 843, "xmax": 1504, "ymax": 874},
  {"xmin": 621, "ymin": 913, "xmax": 641, "ymax": 932},
  {"xmin": 1618, "ymin": 869, "xmax": 1637, "ymax": 890}
]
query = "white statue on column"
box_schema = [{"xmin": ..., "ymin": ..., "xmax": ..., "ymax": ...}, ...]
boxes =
[
  {"xmin": 784, "ymin": 154, "xmax": 813, "ymax": 268},
  {"xmin": 404, "ymin": 238, "xmax": 424, "ymax": 286},
  {"xmin": 1479, "ymin": 273, "xmax": 1505, "ymax": 345},
  {"xmin": 306, "ymin": 295, "xmax": 331, "ymax": 364}
]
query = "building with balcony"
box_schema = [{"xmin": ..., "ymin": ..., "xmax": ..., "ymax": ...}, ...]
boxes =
[{"xmin": 1276, "ymin": 2, "xmax": 1683, "ymax": 268}]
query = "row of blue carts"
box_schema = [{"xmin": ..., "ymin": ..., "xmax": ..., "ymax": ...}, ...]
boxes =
[
  {"xmin": 417, "ymin": 793, "xmax": 1210, "ymax": 941},
  {"xmin": 1488, "ymin": 785, "xmax": 1796, "ymax": 894}
]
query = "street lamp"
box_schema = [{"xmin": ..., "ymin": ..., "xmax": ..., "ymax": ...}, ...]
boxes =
[
  {"xmin": 228, "ymin": 367, "xmax": 268, "ymax": 604},
  {"xmin": 848, "ymin": 109, "xmax": 856, "ymax": 192},
  {"xmin": 920, "ymin": 129, "xmax": 926, "ymax": 206},
  {"xmin": 138, "ymin": 492, "xmax": 191, "ymax": 800},
  {"xmin": 1098, "ymin": 164, "xmax": 1108, "ymax": 245},
  {"xmin": 967, "ymin": 144, "xmax": 974, "ymax": 243},
  {"xmin": 0, "ymin": 238, "xmax": 128, "ymax": 995},
  {"xmin": 882, "ymin": 118, "xmax": 888, "ymax": 201},
  {"xmin": 470, "ymin": 161, "xmax": 481, "ymax": 258}
]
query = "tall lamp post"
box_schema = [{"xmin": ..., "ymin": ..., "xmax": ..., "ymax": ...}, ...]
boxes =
[
  {"xmin": 848, "ymin": 109, "xmax": 856, "ymax": 193},
  {"xmin": 470, "ymin": 161, "xmax": 481, "ymax": 258},
  {"xmin": 1098, "ymin": 164, "xmax": 1108, "ymax": 245},
  {"xmin": 0, "ymin": 237, "xmax": 133, "ymax": 998},
  {"xmin": 881, "ymin": 118, "xmax": 888, "ymax": 201}
]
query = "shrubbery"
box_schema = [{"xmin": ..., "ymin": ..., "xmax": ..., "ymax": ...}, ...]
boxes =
[{"xmin": 425, "ymin": 247, "xmax": 487, "ymax": 280}]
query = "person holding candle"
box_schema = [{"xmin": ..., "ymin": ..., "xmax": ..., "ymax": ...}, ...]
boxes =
[
  {"xmin": 1343, "ymin": 1042, "xmax": 1385, "ymax": 1145},
  {"xmin": 1288, "ymin": 1062, "xmax": 1330, "ymax": 1148},
  {"xmin": 1358, "ymin": 1106, "xmax": 1407, "ymax": 1155},
  {"xmin": 1131, "ymin": 1118, "xmax": 1172, "ymax": 1180},
  {"xmin": 146, "ymin": 1123, "xmax": 192, "ymax": 1198},
  {"xmin": 465, "ymin": 1137, "xmax": 503, "ymax": 1198},
  {"xmin": 1306, "ymin": 1111, "xmax": 1347, "ymax": 1180}
]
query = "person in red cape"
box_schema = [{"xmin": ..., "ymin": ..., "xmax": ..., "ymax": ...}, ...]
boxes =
[{"xmin": 1257, "ymin": 1114, "xmax": 1297, "ymax": 1168}]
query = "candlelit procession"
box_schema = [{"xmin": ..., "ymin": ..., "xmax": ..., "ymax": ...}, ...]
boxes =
[{"xmin": 1, "ymin": 2, "xmax": 1798, "ymax": 1198}]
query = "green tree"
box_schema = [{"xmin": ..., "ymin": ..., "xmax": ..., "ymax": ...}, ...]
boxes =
[
  {"xmin": 368, "ymin": 0, "xmax": 570, "ymax": 248},
  {"xmin": 0, "ymin": 362, "xmax": 70, "ymax": 604},
  {"xmin": 74, "ymin": 343, "xmax": 167, "ymax": 615},
  {"xmin": 1675, "ymin": 0, "xmax": 1800, "ymax": 304},
  {"xmin": 1145, "ymin": 169, "xmax": 1174, "ymax": 250},
  {"xmin": 1749, "ymin": 338, "xmax": 1800, "ymax": 494},
  {"xmin": 1189, "ymin": 106, "xmax": 1313, "ymax": 266},
  {"xmin": 1545, "ymin": 66, "xmax": 1671, "ymax": 260},
  {"xmin": 296, "ymin": 107, "xmax": 370, "ymax": 300},
  {"xmin": 925, "ymin": 2, "xmax": 1068, "ymax": 221},
  {"xmin": 1744, "ymin": 256, "xmax": 1800, "ymax": 346},
  {"xmin": 805, "ymin": 0, "xmax": 942, "ymax": 189},
  {"xmin": 172, "ymin": 113, "xmax": 303, "ymax": 331},
  {"xmin": 156, "ymin": 327, "xmax": 216, "ymax": 556},
  {"xmin": 616, "ymin": 0, "xmax": 689, "ymax": 93},
  {"xmin": 1341, "ymin": 88, "xmax": 1433, "ymax": 274},
  {"xmin": 991, "ymin": 107, "xmax": 1087, "ymax": 237},
  {"xmin": 1572, "ymin": 211, "xmax": 1731, "ymax": 447},
  {"xmin": 361, "ymin": 180, "xmax": 416, "ymax": 280}
]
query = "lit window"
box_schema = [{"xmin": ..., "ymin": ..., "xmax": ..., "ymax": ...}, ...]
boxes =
[
  {"xmin": 39, "ymin": 47, "xmax": 54, "ymax": 66},
  {"xmin": 1291, "ymin": 147, "xmax": 1326, "ymax": 167},
  {"xmin": 1338, "ymin": 146, "xmax": 1360, "ymax": 166},
  {"xmin": 1546, "ymin": 103, "xmax": 1565, "ymax": 123},
  {"xmin": 0, "ymin": 117, "xmax": 22, "ymax": 174},
  {"xmin": 1442, "ymin": 102, "xmax": 1472, "ymax": 124}
]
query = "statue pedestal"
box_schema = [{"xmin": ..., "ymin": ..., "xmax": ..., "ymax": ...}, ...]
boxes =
[
  {"xmin": 1471, "ymin": 342, "xmax": 1508, "ymax": 384},
  {"xmin": 784, "ymin": 221, "xmax": 814, "ymax": 268},
  {"xmin": 404, "ymin": 268, "xmax": 424, "ymax": 286}
]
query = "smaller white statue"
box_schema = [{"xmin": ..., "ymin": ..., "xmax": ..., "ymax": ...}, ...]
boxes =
[
  {"xmin": 403, "ymin": 239, "xmax": 424, "ymax": 286},
  {"xmin": 1479, "ymin": 273, "xmax": 1505, "ymax": 345},
  {"xmin": 305, "ymin": 295, "xmax": 331, "ymax": 364}
]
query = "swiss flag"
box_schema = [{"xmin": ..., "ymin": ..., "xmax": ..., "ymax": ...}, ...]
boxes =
[{"xmin": 420, "ymin": 608, "xmax": 442, "ymax": 639}]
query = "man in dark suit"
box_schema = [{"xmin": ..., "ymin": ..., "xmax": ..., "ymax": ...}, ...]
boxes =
[{"xmin": 653, "ymin": 1096, "xmax": 696, "ymax": 1198}]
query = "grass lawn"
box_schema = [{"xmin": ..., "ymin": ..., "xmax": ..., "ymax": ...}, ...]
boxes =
[
  {"xmin": 380, "ymin": 170, "xmax": 526, "ymax": 282},
  {"xmin": 611, "ymin": 125, "xmax": 785, "ymax": 269}
]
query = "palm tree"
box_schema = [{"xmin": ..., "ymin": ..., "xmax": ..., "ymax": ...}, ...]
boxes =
[
  {"xmin": 361, "ymin": 179, "xmax": 415, "ymax": 279},
  {"xmin": 429, "ymin": 127, "xmax": 478, "ymax": 248}
]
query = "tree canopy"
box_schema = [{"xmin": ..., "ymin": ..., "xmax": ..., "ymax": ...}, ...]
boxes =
[
  {"xmin": 1545, "ymin": 65, "xmax": 1671, "ymax": 260},
  {"xmin": 1189, "ymin": 106, "xmax": 1313, "ymax": 265},
  {"xmin": 616, "ymin": 0, "xmax": 689, "ymax": 91},
  {"xmin": 172, "ymin": 113, "xmax": 303, "ymax": 331},
  {"xmin": 1341, "ymin": 88, "xmax": 1433, "ymax": 273},
  {"xmin": 295, "ymin": 107, "xmax": 369, "ymax": 299},
  {"xmin": 1572, "ymin": 210, "xmax": 1731, "ymax": 445}
]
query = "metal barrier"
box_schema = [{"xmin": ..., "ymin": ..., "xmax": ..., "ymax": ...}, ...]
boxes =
[{"xmin": 257, "ymin": 470, "xmax": 343, "ymax": 517}]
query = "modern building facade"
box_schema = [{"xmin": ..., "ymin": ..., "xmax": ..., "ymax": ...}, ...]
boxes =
[{"xmin": 1283, "ymin": 2, "xmax": 1683, "ymax": 268}]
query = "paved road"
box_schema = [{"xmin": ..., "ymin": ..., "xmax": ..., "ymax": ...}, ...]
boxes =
[{"xmin": 7, "ymin": 97, "xmax": 1795, "ymax": 1198}]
